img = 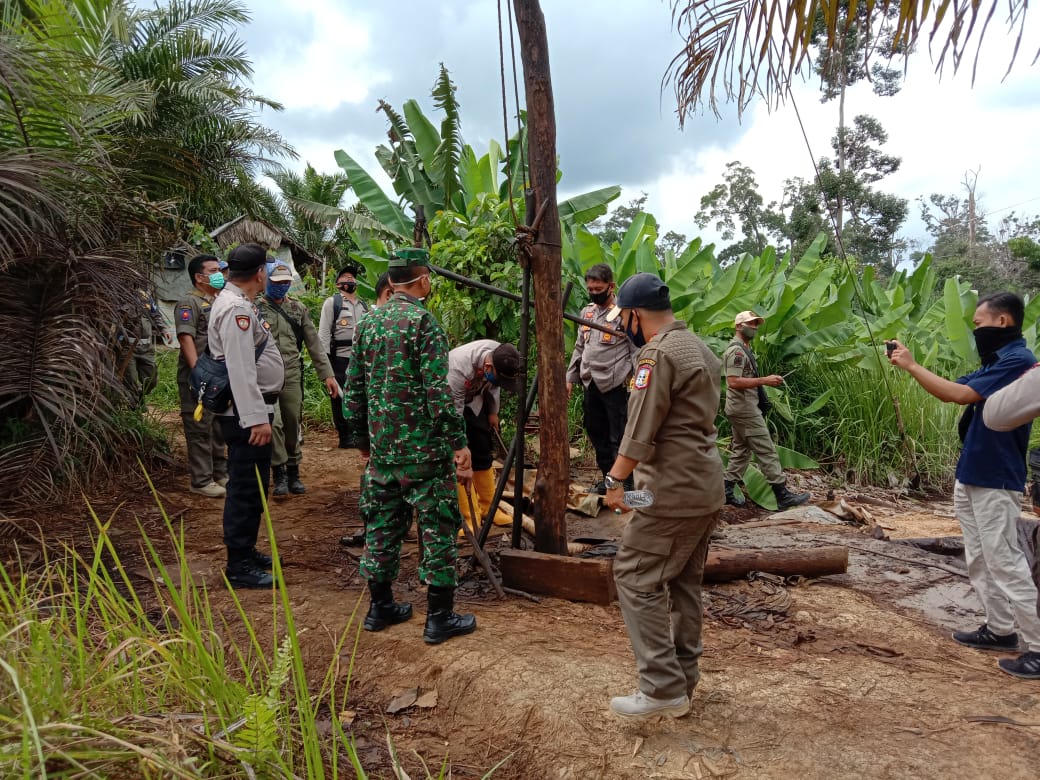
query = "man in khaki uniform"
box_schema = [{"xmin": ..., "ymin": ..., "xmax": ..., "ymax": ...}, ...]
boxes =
[
  {"xmin": 209, "ymin": 244, "xmax": 285, "ymax": 589},
  {"xmin": 259, "ymin": 262, "xmax": 339, "ymax": 497},
  {"xmin": 567, "ymin": 263, "xmax": 639, "ymax": 493},
  {"xmin": 721, "ymin": 311, "xmax": 809, "ymax": 509},
  {"xmin": 601, "ymin": 273, "xmax": 724, "ymax": 720},
  {"xmin": 175, "ymin": 254, "xmax": 227, "ymax": 497},
  {"xmin": 319, "ymin": 263, "xmax": 370, "ymax": 448}
]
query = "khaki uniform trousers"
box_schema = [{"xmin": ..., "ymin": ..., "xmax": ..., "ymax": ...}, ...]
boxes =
[
  {"xmin": 723, "ymin": 412, "xmax": 783, "ymax": 484},
  {"xmin": 272, "ymin": 364, "xmax": 304, "ymax": 468},
  {"xmin": 177, "ymin": 380, "xmax": 227, "ymax": 488},
  {"xmin": 613, "ymin": 510, "xmax": 718, "ymax": 699}
]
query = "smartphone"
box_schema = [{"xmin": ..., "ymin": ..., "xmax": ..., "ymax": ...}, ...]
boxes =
[{"xmin": 885, "ymin": 341, "xmax": 897, "ymax": 358}]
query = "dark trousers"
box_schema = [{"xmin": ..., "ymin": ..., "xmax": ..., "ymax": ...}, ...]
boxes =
[
  {"xmin": 330, "ymin": 355, "xmax": 350, "ymax": 444},
  {"xmin": 218, "ymin": 412, "xmax": 274, "ymax": 554},
  {"xmin": 464, "ymin": 406, "xmax": 495, "ymax": 472},
  {"xmin": 583, "ymin": 383, "xmax": 629, "ymax": 476}
]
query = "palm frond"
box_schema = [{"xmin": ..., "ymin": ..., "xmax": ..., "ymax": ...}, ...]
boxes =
[{"xmin": 666, "ymin": 1, "xmax": 1037, "ymax": 122}]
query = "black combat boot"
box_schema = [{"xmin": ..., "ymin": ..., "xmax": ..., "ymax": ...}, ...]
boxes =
[
  {"xmin": 226, "ymin": 549, "xmax": 274, "ymax": 589},
  {"xmin": 423, "ymin": 585, "xmax": 477, "ymax": 644},
  {"xmin": 250, "ymin": 548, "xmax": 273, "ymax": 570},
  {"xmin": 724, "ymin": 480, "xmax": 746, "ymax": 507},
  {"xmin": 287, "ymin": 464, "xmax": 306, "ymax": 494},
  {"xmin": 363, "ymin": 580, "xmax": 413, "ymax": 632},
  {"xmin": 771, "ymin": 481, "xmax": 810, "ymax": 510},
  {"xmin": 272, "ymin": 465, "xmax": 289, "ymax": 498}
]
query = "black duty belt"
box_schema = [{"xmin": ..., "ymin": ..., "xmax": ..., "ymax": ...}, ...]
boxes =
[
  {"xmin": 332, "ymin": 338, "xmax": 353, "ymax": 348},
  {"xmin": 262, "ymin": 393, "xmax": 279, "ymax": 404}
]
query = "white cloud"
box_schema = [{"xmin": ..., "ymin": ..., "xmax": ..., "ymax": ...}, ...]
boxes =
[{"xmin": 250, "ymin": 0, "xmax": 387, "ymax": 111}]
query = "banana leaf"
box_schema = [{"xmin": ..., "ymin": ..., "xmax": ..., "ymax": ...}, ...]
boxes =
[
  {"xmin": 335, "ymin": 150, "xmax": 411, "ymax": 239},
  {"xmin": 776, "ymin": 445, "xmax": 820, "ymax": 469},
  {"xmin": 558, "ymin": 185, "xmax": 621, "ymax": 229},
  {"xmin": 743, "ymin": 466, "xmax": 777, "ymax": 510}
]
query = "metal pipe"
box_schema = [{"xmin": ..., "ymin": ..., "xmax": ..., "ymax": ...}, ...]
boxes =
[
  {"xmin": 429, "ymin": 262, "xmax": 622, "ymax": 338},
  {"xmin": 476, "ymin": 280, "xmax": 574, "ymax": 551},
  {"xmin": 511, "ymin": 266, "xmax": 531, "ymax": 548}
]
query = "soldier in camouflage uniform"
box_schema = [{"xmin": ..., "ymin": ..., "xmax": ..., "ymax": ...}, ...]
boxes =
[
  {"xmin": 343, "ymin": 248, "xmax": 477, "ymax": 644},
  {"xmin": 258, "ymin": 262, "xmax": 339, "ymax": 497}
]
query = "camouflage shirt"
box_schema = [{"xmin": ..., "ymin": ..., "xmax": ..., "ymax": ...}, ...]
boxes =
[{"xmin": 343, "ymin": 291, "xmax": 466, "ymax": 465}]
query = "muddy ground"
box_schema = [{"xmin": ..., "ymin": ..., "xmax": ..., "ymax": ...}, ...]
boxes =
[{"xmin": 7, "ymin": 423, "xmax": 1040, "ymax": 779}]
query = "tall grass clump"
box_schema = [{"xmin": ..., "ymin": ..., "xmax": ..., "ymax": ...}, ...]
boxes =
[{"xmin": 0, "ymin": 485, "xmax": 367, "ymax": 778}]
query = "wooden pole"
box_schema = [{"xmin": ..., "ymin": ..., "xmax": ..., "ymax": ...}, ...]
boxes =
[{"xmin": 513, "ymin": 0, "xmax": 568, "ymax": 556}]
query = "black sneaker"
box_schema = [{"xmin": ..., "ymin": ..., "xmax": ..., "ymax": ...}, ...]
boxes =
[
  {"xmin": 952, "ymin": 624, "xmax": 1019, "ymax": 651},
  {"xmin": 998, "ymin": 651, "xmax": 1040, "ymax": 679}
]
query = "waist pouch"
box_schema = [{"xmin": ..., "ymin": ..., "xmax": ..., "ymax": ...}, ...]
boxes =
[{"xmin": 190, "ymin": 338, "xmax": 267, "ymax": 413}]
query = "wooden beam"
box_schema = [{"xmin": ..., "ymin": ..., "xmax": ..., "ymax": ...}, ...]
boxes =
[
  {"xmin": 704, "ymin": 546, "xmax": 848, "ymax": 583},
  {"xmin": 499, "ymin": 548, "xmax": 616, "ymax": 604},
  {"xmin": 513, "ymin": 0, "xmax": 568, "ymax": 556}
]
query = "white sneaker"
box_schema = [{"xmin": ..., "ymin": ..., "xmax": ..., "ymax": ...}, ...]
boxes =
[
  {"xmin": 215, "ymin": 476, "xmax": 229, "ymax": 488},
  {"xmin": 609, "ymin": 690, "xmax": 690, "ymax": 720},
  {"xmin": 190, "ymin": 482, "xmax": 226, "ymax": 498}
]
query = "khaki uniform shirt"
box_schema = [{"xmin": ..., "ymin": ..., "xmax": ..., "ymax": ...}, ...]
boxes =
[
  {"xmin": 619, "ymin": 320, "xmax": 724, "ymax": 517},
  {"xmin": 448, "ymin": 339, "xmax": 501, "ymax": 417},
  {"xmin": 566, "ymin": 302, "xmax": 638, "ymax": 392},
  {"xmin": 318, "ymin": 294, "xmax": 370, "ymax": 359},
  {"xmin": 258, "ymin": 296, "xmax": 334, "ymax": 380},
  {"xmin": 723, "ymin": 337, "xmax": 759, "ymax": 418},
  {"xmin": 983, "ymin": 363, "xmax": 1040, "ymax": 432},
  {"xmin": 209, "ymin": 282, "xmax": 285, "ymax": 428},
  {"xmin": 174, "ymin": 289, "xmax": 214, "ymax": 388}
]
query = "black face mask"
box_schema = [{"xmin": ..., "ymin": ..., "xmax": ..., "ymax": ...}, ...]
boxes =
[
  {"xmin": 624, "ymin": 313, "xmax": 646, "ymax": 348},
  {"xmin": 973, "ymin": 325, "xmax": 1022, "ymax": 365},
  {"xmin": 589, "ymin": 290, "xmax": 610, "ymax": 305},
  {"xmin": 339, "ymin": 281, "xmax": 357, "ymax": 294}
]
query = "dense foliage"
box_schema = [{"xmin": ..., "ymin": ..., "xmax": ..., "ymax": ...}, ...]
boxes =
[{"xmin": 0, "ymin": 0, "xmax": 292, "ymax": 512}]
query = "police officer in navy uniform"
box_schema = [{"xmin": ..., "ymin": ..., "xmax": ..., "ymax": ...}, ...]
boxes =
[{"xmin": 208, "ymin": 243, "xmax": 285, "ymax": 589}]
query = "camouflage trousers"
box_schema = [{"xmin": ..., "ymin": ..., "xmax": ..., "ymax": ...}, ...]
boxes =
[{"xmin": 359, "ymin": 459, "xmax": 460, "ymax": 588}]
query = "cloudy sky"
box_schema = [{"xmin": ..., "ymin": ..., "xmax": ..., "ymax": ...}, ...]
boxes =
[{"xmin": 238, "ymin": 0, "xmax": 1040, "ymax": 252}]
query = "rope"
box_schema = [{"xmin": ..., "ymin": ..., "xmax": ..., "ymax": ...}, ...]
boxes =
[
  {"xmin": 506, "ymin": 1, "xmax": 528, "ymax": 189},
  {"xmin": 497, "ymin": 0, "xmax": 520, "ymax": 227}
]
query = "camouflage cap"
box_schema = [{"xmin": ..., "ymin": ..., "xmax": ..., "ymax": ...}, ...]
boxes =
[{"xmin": 387, "ymin": 247, "xmax": 431, "ymax": 269}]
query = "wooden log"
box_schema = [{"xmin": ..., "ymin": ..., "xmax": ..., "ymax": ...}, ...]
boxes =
[
  {"xmin": 499, "ymin": 548, "xmax": 616, "ymax": 604},
  {"xmin": 703, "ymin": 546, "xmax": 848, "ymax": 583}
]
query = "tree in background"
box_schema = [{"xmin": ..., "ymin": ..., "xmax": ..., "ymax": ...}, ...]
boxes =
[
  {"xmin": 694, "ymin": 161, "xmax": 773, "ymax": 263},
  {"xmin": 593, "ymin": 192, "xmax": 686, "ymax": 262}
]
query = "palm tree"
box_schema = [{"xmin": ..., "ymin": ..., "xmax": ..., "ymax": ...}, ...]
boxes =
[
  {"xmin": 665, "ymin": 1, "xmax": 1035, "ymax": 123},
  {"xmin": 0, "ymin": 0, "xmax": 292, "ymax": 512}
]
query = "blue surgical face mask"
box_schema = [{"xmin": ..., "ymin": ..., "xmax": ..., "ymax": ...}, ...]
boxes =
[
  {"xmin": 266, "ymin": 281, "xmax": 291, "ymax": 299},
  {"xmin": 484, "ymin": 368, "xmax": 497, "ymax": 385},
  {"xmin": 624, "ymin": 312, "xmax": 646, "ymax": 349},
  {"xmin": 208, "ymin": 271, "xmax": 226, "ymax": 290}
]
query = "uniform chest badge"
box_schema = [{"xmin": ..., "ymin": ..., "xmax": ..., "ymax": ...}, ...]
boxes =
[
  {"xmin": 235, "ymin": 315, "xmax": 251, "ymax": 331},
  {"xmin": 177, "ymin": 306, "xmax": 192, "ymax": 322},
  {"xmin": 601, "ymin": 331, "xmax": 613, "ymax": 343},
  {"xmin": 634, "ymin": 358, "xmax": 656, "ymax": 390},
  {"xmin": 339, "ymin": 318, "xmax": 349, "ymax": 326}
]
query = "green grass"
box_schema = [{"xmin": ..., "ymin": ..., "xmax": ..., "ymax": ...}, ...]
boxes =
[{"xmin": 0, "ymin": 475, "xmax": 505, "ymax": 778}]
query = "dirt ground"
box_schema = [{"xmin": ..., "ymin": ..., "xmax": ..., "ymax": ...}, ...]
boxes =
[{"xmin": 9, "ymin": 423, "xmax": 1040, "ymax": 779}]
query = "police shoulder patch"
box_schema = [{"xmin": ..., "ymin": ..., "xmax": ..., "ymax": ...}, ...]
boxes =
[
  {"xmin": 733, "ymin": 353, "xmax": 744, "ymax": 367},
  {"xmin": 633, "ymin": 358, "xmax": 656, "ymax": 390},
  {"xmin": 235, "ymin": 314, "xmax": 251, "ymax": 331},
  {"xmin": 177, "ymin": 306, "xmax": 192, "ymax": 322}
]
